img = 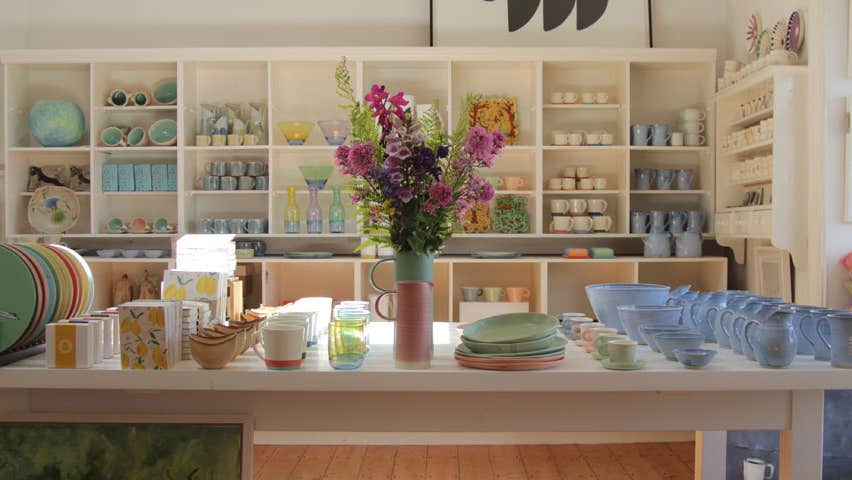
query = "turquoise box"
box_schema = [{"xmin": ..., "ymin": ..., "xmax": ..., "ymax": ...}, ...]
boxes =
[
  {"xmin": 117, "ymin": 164, "xmax": 135, "ymax": 192},
  {"xmin": 134, "ymin": 164, "xmax": 152, "ymax": 191},
  {"xmin": 166, "ymin": 163, "xmax": 177, "ymax": 191},
  {"xmin": 151, "ymin": 164, "xmax": 169, "ymax": 191},
  {"xmin": 102, "ymin": 163, "xmax": 118, "ymax": 192}
]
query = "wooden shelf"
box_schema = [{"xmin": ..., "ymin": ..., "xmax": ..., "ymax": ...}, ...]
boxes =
[
  {"xmin": 729, "ymin": 108, "xmax": 773, "ymax": 129},
  {"xmin": 95, "ymin": 146, "xmax": 177, "ymax": 152},
  {"xmin": 20, "ymin": 191, "xmax": 91, "ymax": 196},
  {"xmin": 544, "ymin": 146, "xmax": 625, "ymax": 152},
  {"xmin": 98, "ymin": 105, "xmax": 177, "ymax": 112},
  {"xmin": 730, "ymin": 176, "xmax": 772, "ymax": 186},
  {"xmin": 720, "ymin": 139, "xmax": 773, "ymax": 157},
  {"xmin": 8, "ymin": 146, "xmax": 89, "ymax": 153},
  {"xmin": 184, "ymin": 145, "xmax": 268, "ymax": 151},
  {"xmin": 101, "ymin": 191, "xmax": 177, "ymax": 196},
  {"xmin": 270, "ymin": 145, "xmax": 338, "ymax": 151},
  {"xmin": 494, "ymin": 190, "xmax": 535, "ymax": 195},
  {"xmin": 543, "ymin": 190, "xmax": 622, "ymax": 195},
  {"xmin": 543, "ymin": 103, "xmax": 621, "ymax": 110},
  {"xmin": 629, "ymin": 146, "xmax": 711, "ymax": 152},
  {"xmin": 190, "ymin": 190, "xmax": 268, "ymax": 195},
  {"xmin": 718, "ymin": 205, "xmax": 773, "ymax": 213}
]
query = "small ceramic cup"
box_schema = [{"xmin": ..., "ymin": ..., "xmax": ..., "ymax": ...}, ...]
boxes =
[
  {"xmin": 586, "ymin": 327, "xmax": 619, "ymax": 351},
  {"xmin": 212, "ymin": 134, "xmax": 227, "ymax": 146},
  {"xmin": 581, "ymin": 92, "xmax": 596, "ymax": 104},
  {"xmin": 561, "ymin": 178, "xmax": 577, "ymax": 190},
  {"xmin": 671, "ymin": 132, "xmax": 685, "ymax": 147},
  {"xmin": 563, "ymin": 317, "xmax": 595, "ymax": 340},
  {"xmin": 131, "ymin": 91, "xmax": 149, "ymax": 106},
  {"xmin": 573, "ymin": 322, "xmax": 602, "ymax": 345},
  {"xmin": 553, "ymin": 131, "xmax": 570, "ymax": 145},
  {"xmin": 593, "ymin": 333, "xmax": 626, "ymax": 358},
  {"xmin": 246, "ymin": 218, "xmax": 267, "ymax": 234},
  {"xmin": 577, "ymin": 178, "xmax": 594, "ymax": 190},
  {"xmin": 596, "ymin": 92, "xmax": 609, "ymax": 104},
  {"xmin": 563, "ymin": 92, "xmax": 579, "ymax": 104},
  {"xmin": 482, "ymin": 287, "xmax": 505, "ymax": 302},
  {"xmin": 608, "ymin": 339, "xmax": 638, "ymax": 364},
  {"xmin": 253, "ymin": 324, "xmax": 306, "ymax": 370},
  {"xmin": 461, "ymin": 287, "xmax": 483, "ymax": 302},
  {"xmin": 107, "ymin": 89, "xmax": 129, "ymax": 107},
  {"xmin": 504, "ymin": 176, "xmax": 525, "ymax": 190},
  {"xmin": 575, "ymin": 166, "xmax": 590, "ymax": 178},
  {"xmin": 547, "ymin": 178, "xmax": 563, "ymax": 190},
  {"xmin": 255, "ymin": 176, "xmax": 269, "ymax": 190},
  {"xmin": 550, "ymin": 92, "xmax": 565, "ymax": 104},
  {"xmin": 227, "ymin": 134, "xmax": 243, "ymax": 146},
  {"xmin": 245, "ymin": 162, "xmax": 266, "ymax": 176},
  {"xmin": 550, "ymin": 216, "xmax": 574, "ymax": 233},
  {"xmin": 238, "ymin": 176, "xmax": 256, "ymax": 190},
  {"xmin": 195, "ymin": 135, "xmax": 212, "ymax": 147},
  {"xmin": 505, "ymin": 287, "xmax": 531, "ymax": 302},
  {"xmin": 593, "ymin": 177, "xmax": 608, "ymax": 190},
  {"xmin": 227, "ymin": 161, "xmax": 245, "ymax": 177},
  {"xmin": 219, "ymin": 176, "xmax": 238, "ymax": 191}
]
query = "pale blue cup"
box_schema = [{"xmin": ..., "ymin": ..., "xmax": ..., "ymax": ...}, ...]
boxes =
[
  {"xmin": 631, "ymin": 124, "xmax": 653, "ymax": 146},
  {"xmin": 799, "ymin": 307, "xmax": 831, "ymax": 358},
  {"xmin": 651, "ymin": 124, "xmax": 672, "ymax": 146},
  {"xmin": 817, "ymin": 311, "xmax": 852, "ymax": 368},
  {"xmin": 634, "ymin": 168, "xmax": 654, "ymax": 190},
  {"xmin": 675, "ymin": 169, "xmax": 695, "ymax": 190},
  {"xmin": 655, "ymin": 169, "xmax": 674, "ymax": 189},
  {"xmin": 649, "ymin": 210, "xmax": 669, "ymax": 233},
  {"xmin": 669, "ymin": 211, "xmax": 687, "ymax": 233},
  {"xmin": 686, "ymin": 210, "xmax": 704, "ymax": 233},
  {"xmin": 631, "ymin": 211, "xmax": 650, "ymax": 233}
]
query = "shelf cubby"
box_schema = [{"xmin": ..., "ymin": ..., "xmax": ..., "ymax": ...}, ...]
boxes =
[
  {"xmin": 546, "ymin": 260, "xmax": 637, "ymax": 315},
  {"xmin": 451, "ymin": 261, "xmax": 543, "ymax": 322},
  {"xmin": 270, "ymin": 61, "xmax": 343, "ymax": 147},
  {"xmin": 88, "ymin": 261, "xmax": 171, "ymax": 311},
  {"xmin": 264, "ymin": 260, "xmax": 356, "ymax": 306},
  {"xmin": 363, "ymin": 60, "xmax": 450, "ymax": 130}
]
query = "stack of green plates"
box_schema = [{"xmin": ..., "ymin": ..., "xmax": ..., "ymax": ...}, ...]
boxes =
[{"xmin": 455, "ymin": 313, "xmax": 565, "ymax": 370}]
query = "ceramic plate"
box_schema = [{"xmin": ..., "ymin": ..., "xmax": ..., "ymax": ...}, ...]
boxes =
[
  {"xmin": 771, "ymin": 20, "xmax": 787, "ymax": 51},
  {"xmin": 455, "ymin": 356, "xmax": 564, "ymax": 371},
  {"xmin": 601, "ymin": 358, "xmax": 646, "ymax": 371},
  {"xmin": 454, "ymin": 352, "xmax": 565, "ymax": 364},
  {"xmin": 286, "ymin": 252, "xmax": 333, "ymax": 259},
  {"xmin": 27, "ymin": 186, "xmax": 80, "ymax": 234},
  {"xmin": 786, "ymin": 10, "xmax": 804, "ymax": 52},
  {"xmin": 4, "ymin": 244, "xmax": 47, "ymax": 348},
  {"xmin": 463, "ymin": 313, "xmax": 558, "ymax": 344},
  {"xmin": 16, "ymin": 245, "xmax": 60, "ymax": 342},
  {"xmin": 0, "ymin": 246, "xmax": 38, "ymax": 351},
  {"xmin": 460, "ymin": 334, "xmax": 566, "ymax": 355},
  {"xmin": 471, "ymin": 252, "xmax": 522, "ymax": 259},
  {"xmin": 455, "ymin": 344, "xmax": 566, "ymax": 359}
]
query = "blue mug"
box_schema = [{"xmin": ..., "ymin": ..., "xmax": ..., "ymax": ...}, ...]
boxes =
[
  {"xmin": 649, "ymin": 210, "xmax": 669, "ymax": 234},
  {"xmin": 817, "ymin": 311, "xmax": 852, "ymax": 367},
  {"xmin": 655, "ymin": 169, "xmax": 674, "ymax": 190},
  {"xmin": 634, "ymin": 168, "xmax": 655, "ymax": 190},
  {"xmin": 630, "ymin": 211, "xmax": 650, "ymax": 233},
  {"xmin": 651, "ymin": 124, "xmax": 672, "ymax": 146},
  {"xmin": 213, "ymin": 218, "xmax": 230, "ymax": 234},
  {"xmin": 686, "ymin": 210, "xmax": 704, "ymax": 233},
  {"xmin": 199, "ymin": 218, "xmax": 214, "ymax": 234},
  {"xmin": 631, "ymin": 124, "xmax": 653, "ymax": 146},
  {"xmin": 669, "ymin": 211, "xmax": 687, "ymax": 233},
  {"xmin": 675, "ymin": 169, "xmax": 695, "ymax": 190}
]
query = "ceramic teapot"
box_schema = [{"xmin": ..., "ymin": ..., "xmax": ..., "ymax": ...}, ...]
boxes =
[
  {"xmin": 642, "ymin": 232, "xmax": 672, "ymax": 258},
  {"xmin": 675, "ymin": 232, "xmax": 703, "ymax": 257},
  {"xmin": 745, "ymin": 308, "xmax": 798, "ymax": 368}
]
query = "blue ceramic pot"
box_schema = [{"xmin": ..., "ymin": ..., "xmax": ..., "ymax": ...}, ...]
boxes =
[
  {"xmin": 789, "ymin": 306, "xmax": 826, "ymax": 355},
  {"xmin": 585, "ymin": 284, "xmax": 671, "ymax": 334},
  {"xmin": 741, "ymin": 302, "xmax": 785, "ymax": 361},
  {"xmin": 818, "ymin": 311, "xmax": 852, "ymax": 368},
  {"xmin": 29, "ymin": 100, "xmax": 85, "ymax": 147},
  {"xmin": 617, "ymin": 305, "xmax": 682, "ymax": 343},
  {"xmin": 682, "ymin": 292, "xmax": 712, "ymax": 331},
  {"xmin": 745, "ymin": 308, "xmax": 798, "ymax": 368},
  {"xmin": 732, "ymin": 299, "xmax": 785, "ymax": 355},
  {"xmin": 690, "ymin": 292, "xmax": 728, "ymax": 342},
  {"xmin": 717, "ymin": 295, "xmax": 760, "ymax": 349}
]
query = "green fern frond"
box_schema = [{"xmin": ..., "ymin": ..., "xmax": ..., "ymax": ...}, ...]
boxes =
[
  {"xmin": 450, "ymin": 93, "xmax": 479, "ymax": 157},
  {"xmin": 420, "ymin": 101, "xmax": 448, "ymax": 150}
]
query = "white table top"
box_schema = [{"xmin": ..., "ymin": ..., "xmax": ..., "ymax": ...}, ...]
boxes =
[{"xmin": 2, "ymin": 323, "xmax": 850, "ymax": 393}]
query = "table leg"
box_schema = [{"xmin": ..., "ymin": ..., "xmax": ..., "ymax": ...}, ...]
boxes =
[
  {"xmin": 695, "ymin": 431, "xmax": 726, "ymax": 480},
  {"xmin": 779, "ymin": 390, "xmax": 824, "ymax": 480}
]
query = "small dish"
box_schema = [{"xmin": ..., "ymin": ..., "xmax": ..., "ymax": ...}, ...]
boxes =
[
  {"xmin": 96, "ymin": 249, "xmax": 121, "ymax": 258},
  {"xmin": 143, "ymin": 250, "xmax": 166, "ymax": 258},
  {"xmin": 601, "ymin": 358, "xmax": 646, "ymax": 371},
  {"xmin": 148, "ymin": 118, "xmax": 178, "ymax": 146},
  {"xmin": 654, "ymin": 331, "xmax": 704, "ymax": 360},
  {"xmin": 121, "ymin": 250, "xmax": 142, "ymax": 258},
  {"xmin": 127, "ymin": 217, "xmax": 151, "ymax": 234},
  {"xmin": 152, "ymin": 217, "xmax": 170, "ymax": 231},
  {"xmin": 673, "ymin": 348, "xmax": 717, "ymax": 369}
]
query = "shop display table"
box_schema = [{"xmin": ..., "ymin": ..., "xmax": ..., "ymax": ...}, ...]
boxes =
[{"xmin": 0, "ymin": 323, "xmax": 848, "ymax": 479}]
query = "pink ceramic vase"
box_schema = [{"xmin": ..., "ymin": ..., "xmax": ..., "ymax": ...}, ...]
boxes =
[{"xmin": 375, "ymin": 280, "xmax": 433, "ymax": 369}]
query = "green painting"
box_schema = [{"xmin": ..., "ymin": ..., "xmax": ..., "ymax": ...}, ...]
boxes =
[{"xmin": 0, "ymin": 423, "xmax": 243, "ymax": 480}]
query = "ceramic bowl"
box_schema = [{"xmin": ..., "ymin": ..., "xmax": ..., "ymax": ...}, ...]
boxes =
[
  {"xmin": 585, "ymin": 284, "xmax": 671, "ymax": 333},
  {"xmin": 126, "ymin": 126, "xmax": 147, "ymax": 146},
  {"xmin": 96, "ymin": 249, "xmax": 120, "ymax": 258},
  {"xmin": 674, "ymin": 348, "xmax": 717, "ymax": 369},
  {"xmin": 640, "ymin": 324, "xmax": 691, "ymax": 352},
  {"xmin": 654, "ymin": 331, "xmax": 705, "ymax": 360},
  {"xmin": 152, "ymin": 78, "xmax": 178, "ymax": 105},
  {"xmin": 121, "ymin": 249, "xmax": 142, "ymax": 258},
  {"xmin": 148, "ymin": 118, "xmax": 177, "ymax": 146},
  {"xmin": 278, "ymin": 121, "xmax": 314, "ymax": 145},
  {"xmin": 617, "ymin": 305, "xmax": 683, "ymax": 343},
  {"xmin": 190, "ymin": 334, "xmax": 238, "ymax": 369},
  {"xmin": 143, "ymin": 250, "xmax": 165, "ymax": 258},
  {"xmin": 100, "ymin": 126, "xmax": 125, "ymax": 147},
  {"xmin": 213, "ymin": 324, "xmax": 251, "ymax": 356}
]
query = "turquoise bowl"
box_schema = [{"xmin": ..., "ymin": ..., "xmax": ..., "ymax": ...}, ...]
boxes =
[
  {"xmin": 148, "ymin": 119, "xmax": 177, "ymax": 146},
  {"xmin": 29, "ymin": 100, "xmax": 85, "ymax": 147},
  {"xmin": 153, "ymin": 78, "xmax": 177, "ymax": 105}
]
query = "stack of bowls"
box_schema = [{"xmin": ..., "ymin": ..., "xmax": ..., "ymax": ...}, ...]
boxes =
[
  {"xmin": 190, "ymin": 316, "xmax": 264, "ymax": 369},
  {"xmin": 455, "ymin": 313, "xmax": 565, "ymax": 370},
  {"xmin": 585, "ymin": 284, "xmax": 671, "ymax": 333},
  {"xmin": 617, "ymin": 305, "xmax": 683, "ymax": 344}
]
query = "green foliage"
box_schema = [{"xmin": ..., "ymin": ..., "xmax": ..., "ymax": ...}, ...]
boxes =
[
  {"xmin": 335, "ymin": 58, "xmax": 379, "ymax": 145},
  {"xmin": 420, "ymin": 101, "xmax": 447, "ymax": 151}
]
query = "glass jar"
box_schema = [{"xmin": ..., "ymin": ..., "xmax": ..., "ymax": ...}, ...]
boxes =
[
  {"xmin": 328, "ymin": 307, "xmax": 369, "ymax": 370},
  {"xmin": 306, "ymin": 187, "xmax": 323, "ymax": 234}
]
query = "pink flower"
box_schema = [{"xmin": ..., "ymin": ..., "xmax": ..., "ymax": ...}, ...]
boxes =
[
  {"xmin": 423, "ymin": 202, "xmax": 438, "ymax": 215},
  {"xmin": 841, "ymin": 252, "xmax": 852, "ymax": 271},
  {"xmin": 428, "ymin": 182, "xmax": 453, "ymax": 207},
  {"xmin": 338, "ymin": 142, "xmax": 376, "ymax": 177},
  {"xmin": 399, "ymin": 188, "xmax": 414, "ymax": 203}
]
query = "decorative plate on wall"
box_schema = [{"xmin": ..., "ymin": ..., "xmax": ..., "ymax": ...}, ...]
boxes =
[
  {"xmin": 786, "ymin": 10, "xmax": 804, "ymax": 52},
  {"xmin": 27, "ymin": 186, "xmax": 79, "ymax": 234},
  {"xmin": 746, "ymin": 12, "xmax": 763, "ymax": 55},
  {"xmin": 469, "ymin": 96, "xmax": 519, "ymax": 145},
  {"xmin": 771, "ymin": 20, "xmax": 788, "ymax": 52},
  {"xmin": 756, "ymin": 29, "xmax": 773, "ymax": 58}
]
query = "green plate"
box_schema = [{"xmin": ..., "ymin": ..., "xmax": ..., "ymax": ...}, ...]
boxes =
[
  {"xmin": 455, "ymin": 344, "xmax": 566, "ymax": 359},
  {"xmin": 0, "ymin": 246, "xmax": 38, "ymax": 352},
  {"xmin": 461, "ymin": 334, "xmax": 565, "ymax": 354},
  {"xmin": 462, "ymin": 312, "xmax": 558, "ymax": 343},
  {"xmin": 601, "ymin": 358, "xmax": 646, "ymax": 371}
]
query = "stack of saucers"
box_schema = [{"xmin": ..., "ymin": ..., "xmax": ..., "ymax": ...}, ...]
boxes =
[{"xmin": 455, "ymin": 313, "xmax": 565, "ymax": 370}]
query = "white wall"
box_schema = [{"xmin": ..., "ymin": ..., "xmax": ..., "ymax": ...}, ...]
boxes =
[
  {"xmin": 653, "ymin": 0, "xmax": 729, "ymax": 61},
  {"xmin": 726, "ymin": 0, "xmax": 809, "ymax": 64}
]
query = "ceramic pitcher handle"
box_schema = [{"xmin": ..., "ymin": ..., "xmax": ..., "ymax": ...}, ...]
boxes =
[
  {"xmin": 705, "ymin": 306, "xmax": 721, "ymax": 339},
  {"xmin": 743, "ymin": 320, "xmax": 759, "ymax": 354},
  {"xmin": 816, "ymin": 317, "xmax": 831, "ymax": 352},
  {"xmin": 252, "ymin": 336, "xmax": 266, "ymax": 362},
  {"xmin": 689, "ymin": 303, "xmax": 701, "ymax": 327},
  {"xmin": 720, "ymin": 310, "xmax": 734, "ymax": 339},
  {"xmin": 798, "ymin": 313, "xmax": 816, "ymax": 348},
  {"xmin": 374, "ymin": 291, "xmax": 397, "ymax": 321},
  {"xmin": 764, "ymin": 464, "xmax": 774, "ymax": 479},
  {"xmin": 369, "ymin": 258, "xmax": 395, "ymax": 293}
]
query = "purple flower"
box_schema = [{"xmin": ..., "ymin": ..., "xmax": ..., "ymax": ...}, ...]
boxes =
[
  {"xmin": 424, "ymin": 202, "xmax": 438, "ymax": 215},
  {"xmin": 437, "ymin": 145, "xmax": 449, "ymax": 158},
  {"xmin": 399, "ymin": 188, "xmax": 415, "ymax": 203},
  {"xmin": 336, "ymin": 142, "xmax": 376, "ymax": 177},
  {"xmin": 428, "ymin": 182, "xmax": 453, "ymax": 207}
]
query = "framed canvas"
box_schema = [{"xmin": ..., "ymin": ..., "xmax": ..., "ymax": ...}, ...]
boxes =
[
  {"xmin": 0, "ymin": 413, "xmax": 252, "ymax": 480},
  {"xmin": 754, "ymin": 247, "xmax": 793, "ymax": 302},
  {"xmin": 433, "ymin": 0, "xmax": 651, "ymax": 47}
]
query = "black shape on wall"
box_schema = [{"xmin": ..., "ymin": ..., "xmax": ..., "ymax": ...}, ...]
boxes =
[
  {"xmin": 508, "ymin": 0, "xmax": 542, "ymax": 32},
  {"xmin": 543, "ymin": 0, "xmax": 576, "ymax": 31},
  {"xmin": 577, "ymin": 0, "xmax": 608, "ymax": 31}
]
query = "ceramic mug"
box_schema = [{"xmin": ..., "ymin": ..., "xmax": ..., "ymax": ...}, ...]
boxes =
[
  {"xmin": 199, "ymin": 175, "xmax": 220, "ymax": 191},
  {"xmin": 195, "ymin": 134, "xmax": 212, "ymax": 146},
  {"xmin": 219, "ymin": 176, "xmax": 238, "ymax": 190},
  {"xmin": 227, "ymin": 161, "xmax": 245, "ymax": 177},
  {"xmin": 679, "ymin": 121, "xmax": 705, "ymax": 134},
  {"xmin": 608, "ymin": 339, "xmax": 638, "ymax": 364},
  {"xmin": 550, "ymin": 199, "xmax": 570, "ymax": 215},
  {"xmin": 587, "ymin": 199, "xmax": 608, "ymax": 215},
  {"xmin": 592, "ymin": 215, "xmax": 613, "ymax": 232},
  {"xmin": 563, "ymin": 92, "xmax": 579, "ymax": 104},
  {"xmin": 655, "ymin": 169, "xmax": 674, "ymax": 190},
  {"xmin": 227, "ymin": 134, "xmax": 243, "ymax": 146},
  {"xmin": 575, "ymin": 167, "xmax": 590, "ymax": 178},
  {"xmin": 461, "ymin": 286, "xmax": 483, "ymax": 302},
  {"xmin": 246, "ymin": 218, "xmax": 267, "ymax": 234},
  {"xmin": 634, "ymin": 168, "xmax": 655, "ymax": 190},
  {"xmin": 573, "ymin": 216, "xmax": 593, "ymax": 234},
  {"xmin": 213, "ymin": 218, "xmax": 230, "ymax": 234},
  {"xmin": 596, "ymin": 92, "xmax": 609, "ymax": 104},
  {"xmin": 568, "ymin": 132, "xmax": 584, "ymax": 146},
  {"xmin": 548, "ymin": 178, "xmax": 563, "ymax": 190},
  {"xmin": 550, "ymin": 216, "xmax": 574, "ymax": 233},
  {"xmin": 506, "ymin": 287, "xmax": 531, "ymax": 302},
  {"xmin": 651, "ymin": 124, "xmax": 672, "ymax": 147},
  {"xmin": 568, "ymin": 199, "xmax": 587, "ymax": 216},
  {"xmin": 504, "ymin": 176, "xmax": 525, "ymax": 190},
  {"xmin": 229, "ymin": 218, "xmax": 247, "ymax": 234},
  {"xmin": 631, "ymin": 124, "xmax": 653, "ymax": 146},
  {"xmin": 553, "ymin": 131, "xmax": 570, "ymax": 145},
  {"xmin": 242, "ymin": 134, "xmax": 259, "ymax": 146},
  {"xmin": 199, "ymin": 218, "xmax": 214, "ymax": 234},
  {"xmin": 550, "ymin": 92, "xmax": 565, "ymax": 104},
  {"xmin": 817, "ymin": 311, "xmax": 852, "ymax": 368},
  {"xmin": 561, "ymin": 178, "xmax": 577, "ymax": 190},
  {"xmin": 680, "ymin": 108, "xmax": 706, "ymax": 122},
  {"xmin": 743, "ymin": 458, "xmax": 774, "ymax": 480},
  {"xmin": 482, "ymin": 287, "xmax": 505, "ymax": 302},
  {"xmin": 485, "ymin": 176, "xmax": 504, "ymax": 189},
  {"xmin": 675, "ymin": 169, "xmax": 695, "ymax": 190},
  {"xmin": 246, "ymin": 162, "xmax": 266, "ymax": 176},
  {"xmin": 649, "ymin": 210, "xmax": 670, "ymax": 233},
  {"xmin": 593, "ymin": 333, "xmax": 626, "ymax": 357},
  {"xmin": 593, "ymin": 177, "xmax": 608, "ymax": 190},
  {"xmin": 238, "ymin": 176, "xmax": 256, "ymax": 190},
  {"xmin": 671, "ymin": 132, "xmax": 685, "ymax": 146},
  {"xmin": 255, "ymin": 176, "xmax": 269, "ymax": 190},
  {"xmin": 563, "ymin": 167, "xmax": 577, "ymax": 178},
  {"xmin": 685, "ymin": 134, "xmax": 705, "ymax": 146},
  {"xmin": 585, "ymin": 133, "xmax": 601, "ymax": 145},
  {"xmin": 585, "ymin": 327, "xmax": 619, "ymax": 352},
  {"xmin": 563, "ymin": 317, "xmax": 595, "ymax": 339},
  {"xmin": 253, "ymin": 324, "xmax": 305, "ymax": 370},
  {"xmin": 577, "ymin": 178, "xmax": 594, "ymax": 190},
  {"xmin": 212, "ymin": 134, "xmax": 227, "ymax": 146},
  {"xmin": 573, "ymin": 322, "xmax": 603, "ymax": 345},
  {"xmin": 206, "ymin": 161, "xmax": 227, "ymax": 176},
  {"xmin": 630, "ymin": 211, "xmax": 650, "ymax": 233},
  {"xmin": 581, "ymin": 92, "xmax": 596, "ymax": 104},
  {"xmin": 599, "ymin": 132, "xmax": 614, "ymax": 145}
]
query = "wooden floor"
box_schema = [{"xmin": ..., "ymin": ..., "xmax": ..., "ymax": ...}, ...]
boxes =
[{"xmin": 253, "ymin": 442, "xmax": 695, "ymax": 480}]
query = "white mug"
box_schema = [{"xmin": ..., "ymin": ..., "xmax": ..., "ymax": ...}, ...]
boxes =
[
  {"xmin": 253, "ymin": 324, "xmax": 305, "ymax": 370},
  {"xmin": 550, "ymin": 92, "xmax": 565, "ymax": 104},
  {"xmin": 547, "ymin": 178, "xmax": 563, "ymax": 190},
  {"xmin": 680, "ymin": 108, "xmax": 706, "ymax": 122},
  {"xmin": 573, "ymin": 216, "xmax": 593, "ymax": 233},
  {"xmin": 743, "ymin": 458, "xmax": 774, "ymax": 480},
  {"xmin": 596, "ymin": 92, "xmax": 609, "ymax": 104},
  {"xmin": 550, "ymin": 199, "xmax": 570, "ymax": 215},
  {"xmin": 550, "ymin": 216, "xmax": 575, "ymax": 233},
  {"xmin": 553, "ymin": 131, "xmax": 570, "ymax": 145},
  {"xmin": 588, "ymin": 199, "xmax": 608, "ymax": 214},
  {"xmin": 679, "ymin": 122, "xmax": 705, "ymax": 134},
  {"xmin": 568, "ymin": 199, "xmax": 587, "ymax": 215},
  {"xmin": 561, "ymin": 178, "xmax": 577, "ymax": 190},
  {"xmin": 563, "ymin": 167, "xmax": 577, "ymax": 178},
  {"xmin": 599, "ymin": 132, "xmax": 614, "ymax": 145},
  {"xmin": 593, "ymin": 177, "xmax": 608, "ymax": 190},
  {"xmin": 671, "ymin": 132, "xmax": 685, "ymax": 147},
  {"xmin": 581, "ymin": 92, "xmax": 596, "ymax": 104},
  {"xmin": 575, "ymin": 166, "xmax": 590, "ymax": 178},
  {"xmin": 685, "ymin": 134, "xmax": 705, "ymax": 146},
  {"xmin": 592, "ymin": 215, "xmax": 613, "ymax": 232},
  {"xmin": 568, "ymin": 132, "xmax": 584, "ymax": 146},
  {"xmin": 585, "ymin": 133, "xmax": 601, "ymax": 145},
  {"xmin": 577, "ymin": 178, "xmax": 594, "ymax": 190},
  {"xmin": 563, "ymin": 92, "xmax": 579, "ymax": 104}
]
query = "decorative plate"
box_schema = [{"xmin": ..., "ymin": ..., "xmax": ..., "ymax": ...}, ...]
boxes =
[
  {"xmin": 462, "ymin": 312, "xmax": 558, "ymax": 344},
  {"xmin": 455, "ymin": 342, "xmax": 566, "ymax": 358},
  {"xmin": 471, "ymin": 251, "xmax": 522, "ymax": 259},
  {"xmin": 27, "ymin": 186, "xmax": 79, "ymax": 234},
  {"xmin": 0, "ymin": 246, "xmax": 38, "ymax": 351},
  {"xmin": 771, "ymin": 20, "xmax": 787, "ymax": 51},
  {"xmin": 601, "ymin": 358, "xmax": 646, "ymax": 371},
  {"xmin": 461, "ymin": 334, "xmax": 565, "ymax": 355},
  {"xmin": 786, "ymin": 10, "xmax": 804, "ymax": 52},
  {"xmin": 469, "ymin": 96, "xmax": 519, "ymax": 145},
  {"xmin": 746, "ymin": 12, "xmax": 763, "ymax": 55},
  {"xmin": 756, "ymin": 29, "xmax": 772, "ymax": 58}
]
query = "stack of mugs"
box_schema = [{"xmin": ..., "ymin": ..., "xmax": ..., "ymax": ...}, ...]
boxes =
[
  {"xmin": 199, "ymin": 160, "xmax": 268, "ymax": 191},
  {"xmin": 677, "ymin": 108, "xmax": 706, "ymax": 147},
  {"xmin": 732, "ymin": 155, "xmax": 773, "ymax": 183},
  {"xmin": 550, "ymin": 198, "xmax": 612, "ymax": 234},
  {"xmin": 199, "ymin": 217, "xmax": 268, "ymax": 235},
  {"xmin": 631, "ymin": 108, "xmax": 706, "ymax": 147},
  {"xmin": 547, "ymin": 166, "xmax": 607, "ymax": 191},
  {"xmin": 550, "ymin": 91, "xmax": 610, "ymax": 105}
]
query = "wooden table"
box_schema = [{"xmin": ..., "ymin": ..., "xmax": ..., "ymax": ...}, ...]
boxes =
[{"xmin": 0, "ymin": 323, "xmax": 847, "ymax": 479}]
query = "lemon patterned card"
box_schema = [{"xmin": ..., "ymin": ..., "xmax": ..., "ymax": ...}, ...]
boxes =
[
  {"xmin": 119, "ymin": 301, "xmax": 181, "ymax": 370},
  {"xmin": 162, "ymin": 271, "xmax": 228, "ymax": 323}
]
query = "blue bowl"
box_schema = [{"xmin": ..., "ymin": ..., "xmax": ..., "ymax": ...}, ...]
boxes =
[
  {"xmin": 674, "ymin": 348, "xmax": 717, "ymax": 369},
  {"xmin": 654, "ymin": 331, "xmax": 704, "ymax": 360},
  {"xmin": 640, "ymin": 325, "xmax": 691, "ymax": 351},
  {"xmin": 585, "ymin": 283, "xmax": 671, "ymax": 333},
  {"xmin": 617, "ymin": 305, "xmax": 682, "ymax": 343}
]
